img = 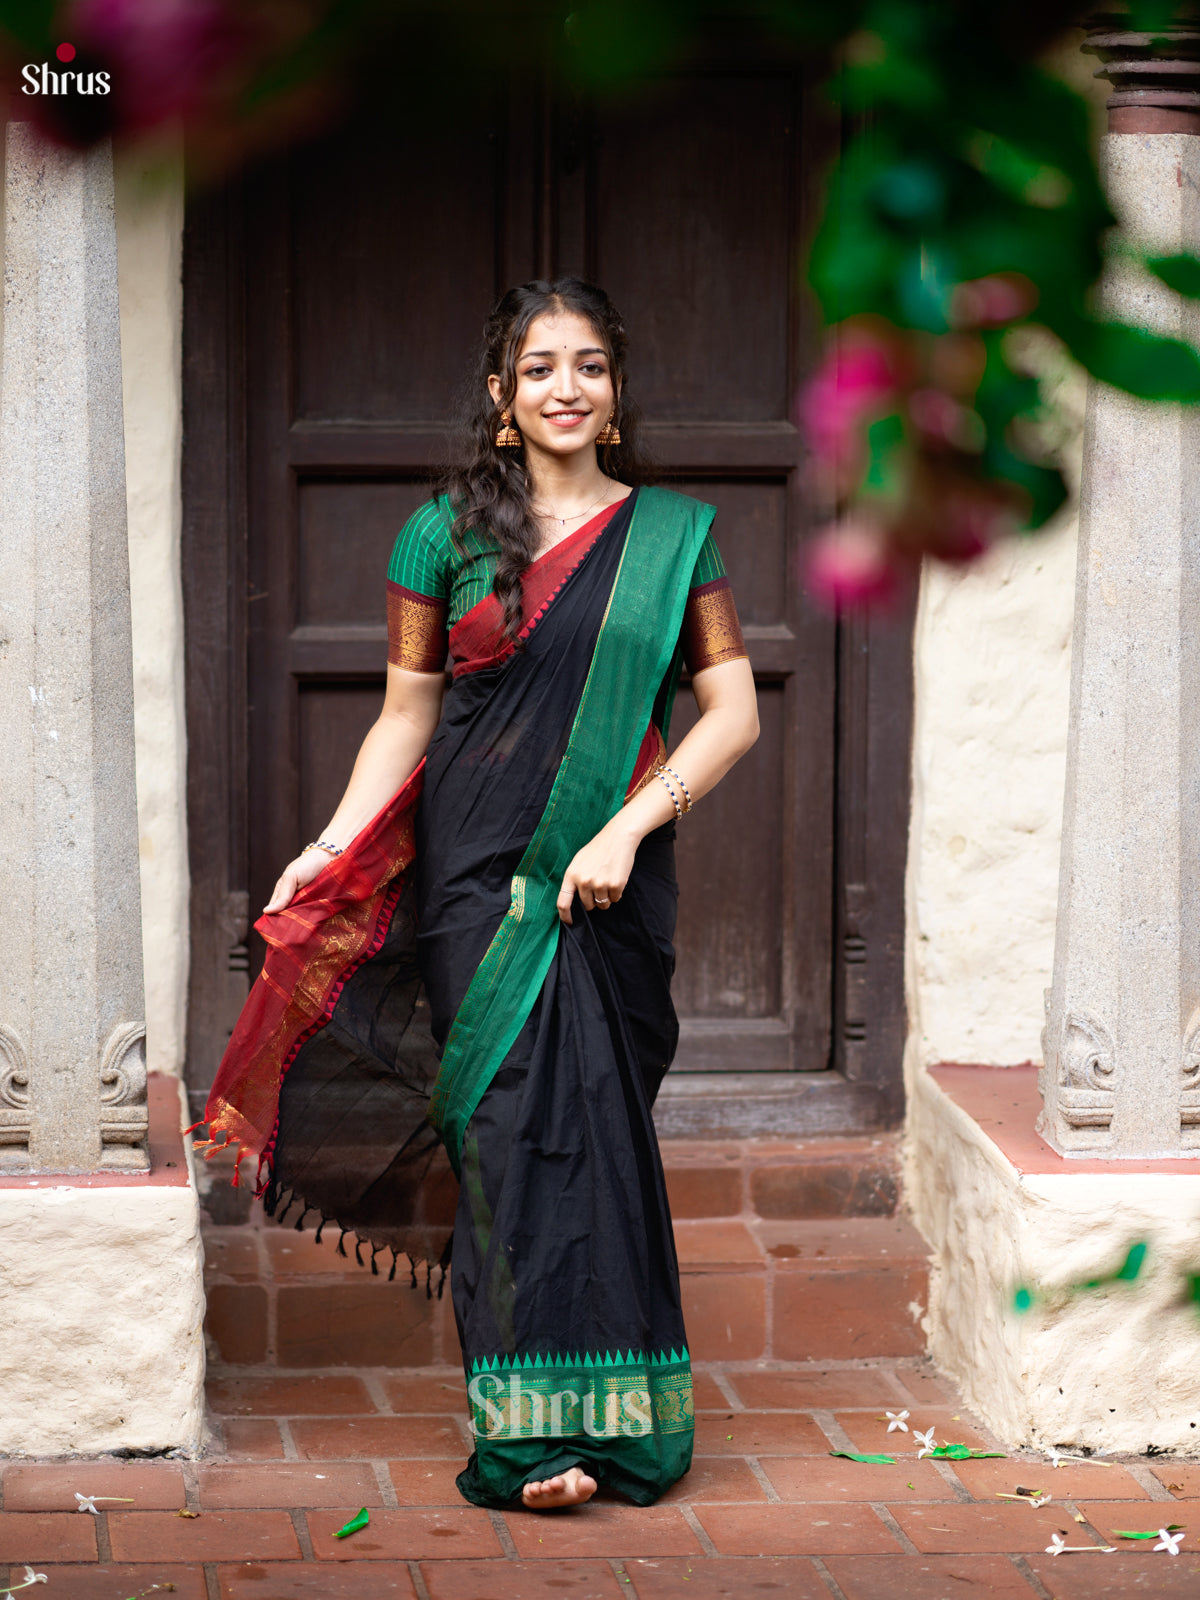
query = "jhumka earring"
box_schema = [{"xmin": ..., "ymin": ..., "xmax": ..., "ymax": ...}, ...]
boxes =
[
  {"xmin": 495, "ymin": 411, "xmax": 521, "ymax": 448},
  {"xmin": 597, "ymin": 410, "xmax": 621, "ymax": 446}
]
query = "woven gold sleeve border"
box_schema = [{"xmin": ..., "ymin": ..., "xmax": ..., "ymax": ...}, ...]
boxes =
[
  {"xmin": 387, "ymin": 581, "xmax": 449, "ymax": 672},
  {"xmin": 681, "ymin": 578, "xmax": 747, "ymax": 675}
]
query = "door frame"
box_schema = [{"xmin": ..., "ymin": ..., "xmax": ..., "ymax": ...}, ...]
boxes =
[{"xmin": 180, "ymin": 165, "xmax": 914, "ymax": 1138}]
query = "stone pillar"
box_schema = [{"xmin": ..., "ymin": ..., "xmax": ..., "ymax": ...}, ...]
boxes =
[
  {"xmin": 0, "ymin": 124, "xmax": 148, "ymax": 1171},
  {"xmin": 1039, "ymin": 19, "xmax": 1200, "ymax": 1156}
]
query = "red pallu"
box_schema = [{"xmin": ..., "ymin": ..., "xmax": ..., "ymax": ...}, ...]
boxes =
[{"xmin": 193, "ymin": 766, "xmax": 424, "ymax": 1190}]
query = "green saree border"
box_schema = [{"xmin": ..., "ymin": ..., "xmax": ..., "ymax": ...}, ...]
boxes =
[
  {"xmin": 466, "ymin": 1347, "xmax": 693, "ymax": 1442},
  {"xmin": 427, "ymin": 487, "xmax": 715, "ymax": 1171}
]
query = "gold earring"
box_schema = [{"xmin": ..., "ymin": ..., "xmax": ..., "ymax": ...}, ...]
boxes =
[
  {"xmin": 495, "ymin": 411, "xmax": 521, "ymax": 448},
  {"xmin": 597, "ymin": 411, "xmax": 621, "ymax": 446}
]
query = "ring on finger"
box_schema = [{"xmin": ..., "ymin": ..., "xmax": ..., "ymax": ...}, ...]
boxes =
[{"xmin": 595, "ymin": 895, "xmax": 610, "ymax": 907}]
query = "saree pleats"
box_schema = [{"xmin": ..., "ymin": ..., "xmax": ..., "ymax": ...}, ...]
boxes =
[
  {"xmin": 452, "ymin": 822, "xmax": 691, "ymax": 1505},
  {"xmin": 200, "ymin": 486, "xmax": 717, "ymax": 1505}
]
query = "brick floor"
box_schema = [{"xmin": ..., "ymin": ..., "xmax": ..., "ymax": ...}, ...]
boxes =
[{"xmin": 4, "ymin": 1156, "xmax": 1200, "ymax": 1597}]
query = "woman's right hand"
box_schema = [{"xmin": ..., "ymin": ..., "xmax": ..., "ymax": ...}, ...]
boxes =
[{"xmin": 263, "ymin": 848, "xmax": 334, "ymax": 915}]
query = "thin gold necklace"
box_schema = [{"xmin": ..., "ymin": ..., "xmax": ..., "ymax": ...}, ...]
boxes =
[{"xmin": 533, "ymin": 482, "xmax": 614, "ymax": 528}]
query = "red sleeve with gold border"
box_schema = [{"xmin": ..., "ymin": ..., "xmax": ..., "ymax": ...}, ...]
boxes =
[
  {"xmin": 681, "ymin": 577, "xmax": 747, "ymax": 674},
  {"xmin": 387, "ymin": 582, "xmax": 449, "ymax": 673}
]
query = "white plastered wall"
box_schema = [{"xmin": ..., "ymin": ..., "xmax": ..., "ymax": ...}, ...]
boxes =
[
  {"xmin": 906, "ymin": 348, "xmax": 1084, "ymax": 1069},
  {"xmin": 113, "ymin": 140, "xmax": 189, "ymax": 1078}
]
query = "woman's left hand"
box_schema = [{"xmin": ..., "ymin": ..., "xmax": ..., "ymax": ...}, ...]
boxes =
[{"xmin": 556, "ymin": 820, "xmax": 639, "ymax": 924}]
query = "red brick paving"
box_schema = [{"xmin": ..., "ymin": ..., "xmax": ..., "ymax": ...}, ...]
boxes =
[
  {"xmin": 0, "ymin": 1510, "xmax": 98, "ymax": 1562},
  {"xmin": 503, "ymin": 1503, "xmax": 702, "ymax": 1559},
  {"xmin": 1153, "ymin": 1462, "xmax": 1200, "ymax": 1495},
  {"xmin": 219, "ymin": 1562, "xmax": 419, "ymax": 1597},
  {"xmin": 1, "ymin": 1461, "xmax": 186, "ymax": 1511},
  {"xmin": 197, "ymin": 1461, "xmax": 383, "ymax": 1508},
  {"xmin": 307, "ymin": 1505, "xmax": 503, "ymax": 1560},
  {"xmin": 5, "ymin": 1172, "xmax": 1200, "ymax": 1598},
  {"xmin": 692, "ymin": 1501, "xmax": 902, "ymax": 1555},
  {"xmin": 624, "ymin": 1556, "xmax": 830, "ymax": 1597},
  {"xmin": 37, "ymin": 1567, "xmax": 208, "ymax": 1600},
  {"xmin": 1077, "ymin": 1497, "xmax": 1200, "ymax": 1544},
  {"xmin": 888, "ymin": 1499, "xmax": 1076, "ymax": 1552},
  {"xmin": 208, "ymin": 1373, "xmax": 375, "ymax": 1414},
  {"xmin": 1024, "ymin": 1552, "xmax": 1200, "ymax": 1596},
  {"xmin": 759, "ymin": 1454, "xmax": 956, "ymax": 1500},
  {"xmin": 834, "ymin": 1405, "xmax": 991, "ymax": 1453},
  {"xmin": 826, "ymin": 1554, "xmax": 1046, "ymax": 1599},
  {"xmin": 107, "ymin": 1509, "xmax": 303, "ymax": 1562},
  {"xmin": 423, "ymin": 1560, "xmax": 626, "ymax": 1598},
  {"xmin": 220, "ymin": 1416, "xmax": 286, "ymax": 1458}
]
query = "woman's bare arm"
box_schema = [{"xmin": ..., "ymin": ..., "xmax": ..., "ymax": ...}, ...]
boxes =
[
  {"xmin": 556, "ymin": 656, "xmax": 760, "ymax": 922},
  {"xmin": 264, "ymin": 664, "xmax": 446, "ymax": 913}
]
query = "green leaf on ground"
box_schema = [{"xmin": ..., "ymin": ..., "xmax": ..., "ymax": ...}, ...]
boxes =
[
  {"xmin": 1114, "ymin": 1525, "xmax": 1183, "ymax": 1538},
  {"xmin": 929, "ymin": 1445, "xmax": 1006, "ymax": 1459},
  {"xmin": 333, "ymin": 1507, "xmax": 370, "ymax": 1539},
  {"xmin": 829, "ymin": 1450, "xmax": 897, "ymax": 1465}
]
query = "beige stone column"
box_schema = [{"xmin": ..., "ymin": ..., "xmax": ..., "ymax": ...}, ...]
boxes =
[
  {"xmin": 1039, "ymin": 18, "xmax": 1200, "ymax": 1155},
  {"xmin": 0, "ymin": 124, "xmax": 149, "ymax": 1171}
]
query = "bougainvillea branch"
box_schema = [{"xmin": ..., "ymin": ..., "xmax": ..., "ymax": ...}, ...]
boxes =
[{"xmin": 2, "ymin": 0, "xmax": 1199, "ymax": 605}]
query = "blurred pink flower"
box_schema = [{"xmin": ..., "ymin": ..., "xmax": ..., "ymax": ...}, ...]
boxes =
[
  {"xmin": 800, "ymin": 332, "xmax": 904, "ymax": 466},
  {"xmin": 71, "ymin": 0, "xmax": 246, "ymax": 130},
  {"xmin": 932, "ymin": 492, "xmax": 1007, "ymax": 563},
  {"xmin": 805, "ymin": 522, "xmax": 901, "ymax": 611},
  {"xmin": 951, "ymin": 273, "xmax": 1038, "ymax": 329}
]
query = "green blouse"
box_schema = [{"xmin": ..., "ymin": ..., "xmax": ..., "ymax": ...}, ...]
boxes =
[{"xmin": 389, "ymin": 493, "xmax": 727, "ymax": 626}]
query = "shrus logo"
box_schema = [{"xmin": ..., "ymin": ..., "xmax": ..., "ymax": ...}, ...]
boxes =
[{"xmin": 21, "ymin": 41, "xmax": 110, "ymax": 98}]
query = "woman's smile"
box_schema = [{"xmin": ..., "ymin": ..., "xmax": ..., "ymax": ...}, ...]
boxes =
[{"xmin": 545, "ymin": 409, "xmax": 590, "ymax": 427}]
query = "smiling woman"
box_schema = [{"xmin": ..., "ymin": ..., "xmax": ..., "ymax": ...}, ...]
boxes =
[{"xmin": 197, "ymin": 277, "xmax": 759, "ymax": 1514}]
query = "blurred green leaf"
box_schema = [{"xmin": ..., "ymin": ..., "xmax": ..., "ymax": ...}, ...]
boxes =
[
  {"xmin": 0, "ymin": 0, "xmax": 53, "ymax": 51},
  {"xmin": 1114, "ymin": 1241, "xmax": 1148, "ymax": 1282},
  {"xmin": 862, "ymin": 413, "xmax": 907, "ymax": 496},
  {"xmin": 1064, "ymin": 320, "xmax": 1200, "ymax": 401},
  {"xmin": 1145, "ymin": 253, "xmax": 1200, "ymax": 299}
]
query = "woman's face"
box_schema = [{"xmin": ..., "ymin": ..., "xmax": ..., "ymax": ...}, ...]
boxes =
[{"xmin": 489, "ymin": 310, "xmax": 618, "ymax": 462}]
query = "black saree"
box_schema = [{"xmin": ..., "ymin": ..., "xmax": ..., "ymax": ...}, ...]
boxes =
[{"xmin": 198, "ymin": 485, "xmax": 716, "ymax": 1507}]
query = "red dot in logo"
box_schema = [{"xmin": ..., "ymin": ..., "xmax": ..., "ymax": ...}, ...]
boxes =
[{"xmin": 56, "ymin": 42, "xmax": 76, "ymax": 62}]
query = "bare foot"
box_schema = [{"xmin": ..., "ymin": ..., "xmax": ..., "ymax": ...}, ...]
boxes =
[{"xmin": 520, "ymin": 1465, "xmax": 598, "ymax": 1509}]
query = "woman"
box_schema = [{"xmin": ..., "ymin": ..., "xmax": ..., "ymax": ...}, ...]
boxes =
[{"xmin": 197, "ymin": 278, "xmax": 759, "ymax": 1511}]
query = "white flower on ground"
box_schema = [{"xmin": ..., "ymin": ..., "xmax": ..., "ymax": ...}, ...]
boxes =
[
  {"xmin": 885, "ymin": 1409, "xmax": 910, "ymax": 1433},
  {"xmin": 74, "ymin": 1491, "xmax": 134, "ymax": 1514},
  {"xmin": 1044, "ymin": 1532, "xmax": 1116, "ymax": 1556},
  {"xmin": 0, "ymin": 1571, "xmax": 48, "ymax": 1595},
  {"xmin": 1155, "ymin": 1529, "xmax": 1185, "ymax": 1556},
  {"xmin": 914, "ymin": 1427, "xmax": 937, "ymax": 1457}
]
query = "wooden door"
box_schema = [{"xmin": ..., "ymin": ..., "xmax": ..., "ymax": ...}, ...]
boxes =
[{"xmin": 182, "ymin": 47, "xmax": 912, "ymax": 1132}]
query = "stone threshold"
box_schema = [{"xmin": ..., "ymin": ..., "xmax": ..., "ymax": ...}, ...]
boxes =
[
  {"xmin": 931, "ymin": 1063, "xmax": 1200, "ymax": 1176},
  {"xmin": 0, "ymin": 1073, "xmax": 190, "ymax": 1188}
]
